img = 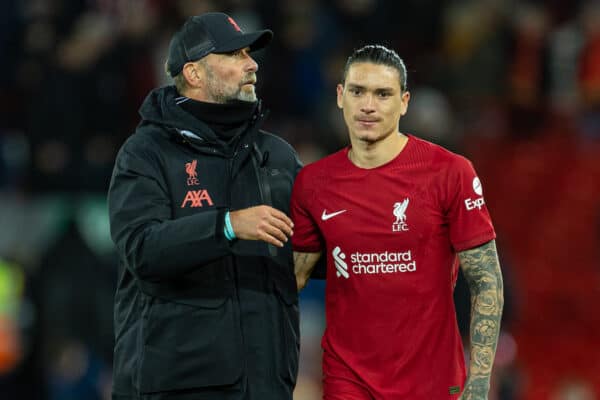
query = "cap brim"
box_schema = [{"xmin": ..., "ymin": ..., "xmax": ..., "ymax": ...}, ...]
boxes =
[{"xmin": 213, "ymin": 29, "xmax": 273, "ymax": 54}]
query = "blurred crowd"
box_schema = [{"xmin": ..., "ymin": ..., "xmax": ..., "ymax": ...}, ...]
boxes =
[{"xmin": 0, "ymin": 0, "xmax": 599, "ymax": 399}]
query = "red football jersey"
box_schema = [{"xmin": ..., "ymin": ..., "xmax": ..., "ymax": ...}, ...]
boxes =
[{"xmin": 291, "ymin": 135, "xmax": 496, "ymax": 399}]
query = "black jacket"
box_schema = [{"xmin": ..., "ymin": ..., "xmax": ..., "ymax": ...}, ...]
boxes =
[{"xmin": 108, "ymin": 86, "xmax": 302, "ymax": 400}]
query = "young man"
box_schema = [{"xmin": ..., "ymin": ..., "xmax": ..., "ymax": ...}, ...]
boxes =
[
  {"xmin": 291, "ymin": 45, "xmax": 504, "ymax": 399},
  {"xmin": 108, "ymin": 13, "xmax": 300, "ymax": 400}
]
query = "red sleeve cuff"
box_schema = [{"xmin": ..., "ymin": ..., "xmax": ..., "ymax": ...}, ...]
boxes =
[{"xmin": 452, "ymin": 229, "xmax": 496, "ymax": 252}]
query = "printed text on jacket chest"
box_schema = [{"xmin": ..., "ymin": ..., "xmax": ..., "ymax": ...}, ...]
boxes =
[{"xmin": 181, "ymin": 159, "xmax": 214, "ymax": 208}]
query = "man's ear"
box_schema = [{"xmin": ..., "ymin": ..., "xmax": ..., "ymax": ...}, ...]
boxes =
[
  {"xmin": 336, "ymin": 83, "xmax": 344, "ymax": 109},
  {"xmin": 400, "ymin": 90, "xmax": 411, "ymax": 116},
  {"xmin": 182, "ymin": 62, "xmax": 204, "ymax": 88}
]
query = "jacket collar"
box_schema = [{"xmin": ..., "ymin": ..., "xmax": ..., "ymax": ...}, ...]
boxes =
[{"xmin": 138, "ymin": 85, "xmax": 268, "ymax": 156}]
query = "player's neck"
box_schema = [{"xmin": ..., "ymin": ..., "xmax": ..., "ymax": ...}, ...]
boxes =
[{"xmin": 348, "ymin": 132, "xmax": 408, "ymax": 169}]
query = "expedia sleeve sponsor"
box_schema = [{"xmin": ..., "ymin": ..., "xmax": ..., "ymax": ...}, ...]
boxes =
[{"xmin": 444, "ymin": 156, "xmax": 496, "ymax": 252}]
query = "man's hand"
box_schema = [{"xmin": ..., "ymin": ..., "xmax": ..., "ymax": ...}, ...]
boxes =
[{"xmin": 229, "ymin": 205, "xmax": 293, "ymax": 247}]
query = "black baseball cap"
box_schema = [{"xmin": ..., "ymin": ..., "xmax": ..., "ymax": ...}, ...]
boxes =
[{"xmin": 166, "ymin": 12, "xmax": 273, "ymax": 77}]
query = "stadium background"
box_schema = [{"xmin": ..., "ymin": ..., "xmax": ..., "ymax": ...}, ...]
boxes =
[{"xmin": 1, "ymin": 0, "xmax": 599, "ymax": 399}]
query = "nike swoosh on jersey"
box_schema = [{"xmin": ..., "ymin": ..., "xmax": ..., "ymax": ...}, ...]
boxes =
[{"xmin": 321, "ymin": 209, "xmax": 347, "ymax": 221}]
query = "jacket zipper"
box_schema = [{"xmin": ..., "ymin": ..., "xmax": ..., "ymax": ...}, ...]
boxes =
[
  {"xmin": 252, "ymin": 153, "xmax": 277, "ymax": 257},
  {"xmin": 227, "ymin": 146, "xmax": 249, "ymax": 390}
]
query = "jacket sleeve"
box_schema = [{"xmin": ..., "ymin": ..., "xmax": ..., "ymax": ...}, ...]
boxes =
[{"xmin": 108, "ymin": 140, "xmax": 231, "ymax": 282}]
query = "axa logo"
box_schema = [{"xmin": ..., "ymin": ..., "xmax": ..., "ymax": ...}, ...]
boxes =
[
  {"xmin": 392, "ymin": 198, "xmax": 409, "ymax": 232},
  {"xmin": 181, "ymin": 190, "xmax": 214, "ymax": 208},
  {"xmin": 465, "ymin": 177, "xmax": 485, "ymax": 211},
  {"xmin": 333, "ymin": 246, "xmax": 349, "ymax": 279},
  {"xmin": 185, "ymin": 160, "xmax": 199, "ymax": 186}
]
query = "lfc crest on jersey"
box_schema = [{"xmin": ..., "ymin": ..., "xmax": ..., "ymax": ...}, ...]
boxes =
[{"xmin": 392, "ymin": 199, "xmax": 409, "ymax": 232}]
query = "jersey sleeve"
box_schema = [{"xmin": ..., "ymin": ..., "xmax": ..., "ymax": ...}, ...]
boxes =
[
  {"xmin": 290, "ymin": 168, "xmax": 324, "ymax": 252},
  {"xmin": 444, "ymin": 155, "xmax": 496, "ymax": 252}
]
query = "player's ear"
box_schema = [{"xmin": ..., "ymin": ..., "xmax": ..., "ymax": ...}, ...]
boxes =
[
  {"xmin": 336, "ymin": 84, "xmax": 344, "ymax": 109},
  {"xmin": 183, "ymin": 61, "xmax": 205, "ymax": 88},
  {"xmin": 400, "ymin": 90, "xmax": 410, "ymax": 116}
]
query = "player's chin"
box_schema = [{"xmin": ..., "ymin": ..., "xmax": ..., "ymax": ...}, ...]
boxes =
[
  {"xmin": 237, "ymin": 87, "xmax": 257, "ymax": 102},
  {"xmin": 355, "ymin": 130, "xmax": 383, "ymax": 142},
  {"xmin": 353, "ymin": 122, "xmax": 383, "ymax": 138}
]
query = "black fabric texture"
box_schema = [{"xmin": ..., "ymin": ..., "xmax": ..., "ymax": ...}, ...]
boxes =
[
  {"xmin": 167, "ymin": 12, "xmax": 272, "ymax": 76},
  {"xmin": 178, "ymin": 97, "xmax": 257, "ymax": 142},
  {"xmin": 108, "ymin": 85, "xmax": 302, "ymax": 400}
]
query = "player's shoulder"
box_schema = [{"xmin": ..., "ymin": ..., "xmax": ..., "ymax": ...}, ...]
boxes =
[
  {"xmin": 408, "ymin": 134, "xmax": 473, "ymax": 169},
  {"xmin": 297, "ymin": 148, "xmax": 348, "ymax": 180}
]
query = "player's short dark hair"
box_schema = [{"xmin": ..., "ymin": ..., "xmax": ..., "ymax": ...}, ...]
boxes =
[{"xmin": 342, "ymin": 44, "xmax": 408, "ymax": 91}]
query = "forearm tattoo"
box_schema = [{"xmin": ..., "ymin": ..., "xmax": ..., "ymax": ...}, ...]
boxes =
[
  {"xmin": 293, "ymin": 252, "xmax": 313, "ymax": 273},
  {"xmin": 293, "ymin": 251, "xmax": 321, "ymax": 291},
  {"xmin": 458, "ymin": 240, "xmax": 504, "ymax": 398},
  {"xmin": 293, "ymin": 252, "xmax": 309, "ymax": 264}
]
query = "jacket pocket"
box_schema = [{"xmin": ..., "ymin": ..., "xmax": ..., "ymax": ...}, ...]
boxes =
[
  {"xmin": 136, "ymin": 296, "xmax": 243, "ymax": 394},
  {"xmin": 273, "ymin": 281, "xmax": 300, "ymax": 386}
]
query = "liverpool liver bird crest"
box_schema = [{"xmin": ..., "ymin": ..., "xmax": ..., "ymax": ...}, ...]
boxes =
[{"xmin": 393, "ymin": 199, "xmax": 409, "ymax": 224}]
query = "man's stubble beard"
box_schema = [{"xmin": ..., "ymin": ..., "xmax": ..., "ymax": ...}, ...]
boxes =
[
  {"xmin": 236, "ymin": 84, "xmax": 257, "ymax": 102},
  {"xmin": 204, "ymin": 65, "xmax": 257, "ymax": 104},
  {"xmin": 348, "ymin": 121, "xmax": 397, "ymax": 146}
]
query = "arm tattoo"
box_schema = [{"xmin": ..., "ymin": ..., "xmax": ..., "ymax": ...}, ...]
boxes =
[
  {"xmin": 293, "ymin": 251, "xmax": 322, "ymax": 291},
  {"xmin": 293, "ymin": 252, "xmax": 312, "ymax": 267},
  {"xmin": 458, "ymin": 240, "xmax": 504, "ymax": 399}
]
